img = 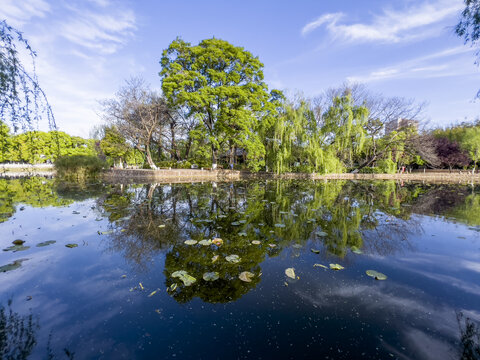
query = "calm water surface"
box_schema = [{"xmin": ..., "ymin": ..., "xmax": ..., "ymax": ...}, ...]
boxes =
[{"xmin": 0, "ymin": 178, "xmax": 479, "ymax": 359}]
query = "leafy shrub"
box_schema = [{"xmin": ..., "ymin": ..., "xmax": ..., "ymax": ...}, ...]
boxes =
[{"xmin": 55, "ymin": 155, "xmax": 105, "ymax": 180}]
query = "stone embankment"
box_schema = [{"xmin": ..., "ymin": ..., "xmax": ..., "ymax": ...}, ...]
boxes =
[{"xmin": 103, "ymin": 168, "xmax": 480, "ymax": 184}]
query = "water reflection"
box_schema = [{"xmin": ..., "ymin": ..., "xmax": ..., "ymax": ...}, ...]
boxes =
[{"xmin": 91, "ymin": 180, "xmax": 476, "ymax": 304}]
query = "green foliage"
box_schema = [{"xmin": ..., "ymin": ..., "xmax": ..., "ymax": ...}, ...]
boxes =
[
  {"xmin": 55, "ymin": 155, "xmax": 105, "ymax": 180},
  {"xmin": 100, "ymin": 126, "xmax": 129, "ymax": 166},
  {"xmin": 160, "ymin": 38, "xmax": 278, "ymax": 169}
]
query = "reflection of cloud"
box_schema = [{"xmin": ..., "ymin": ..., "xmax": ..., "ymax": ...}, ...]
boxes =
[
  {"xmin": 294, "ymin": 276, "xmax": 460, "ymax": 359},
  {"xmin": 301, "ymin": 0, "xmax": 462, "ymax": 43}
]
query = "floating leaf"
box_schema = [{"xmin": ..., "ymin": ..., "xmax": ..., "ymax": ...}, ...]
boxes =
[
  {"xmin": 148, "ymin": 289, "xmax": 159, "ymax": 297},
  {"xmin": 268, "ymin": 244, "xmax": 276, "ymax": 248},
  {"xmin": 3, "ymin": 245, "xmax": 30, "ymax": 252},
  {"xmin": 158, "ymin": 224, "xmax": 166, "ymax": 228},
  {"xmin": 251, "ymin": 240, "xmax": 261, "ymax": 245},
  {"xmin": 225, "ymin": 254, "xmax": 241, "ymax": 263},
  {"xmin": 313, "ymin": 264, "xmax": 328, "ymax": 269},
  {"xmin": 169, "ymin": 283, "xmax": 178, "ymax": 292},
  {"xmin": 0, "ymin": 259, "xmax": 27, "ymax": 273},
  {"xmin": 203, "ymin": 272, "xmax": 219, "ymax": 281},
  {"xmin": 12, "ymin": 239, "xmax": 25, "ymax": 245},
  {"xmin": 199, "ymin": 239, "xmax": 212, "ymax": 246},
  {"xmin": 65, "ymin": 244, "xmax": 78, "ymax": 248},
  {"xmin": 285, "ymin": 268, "xmax": 296, "ymax": 279},
  {"xmin": 98, "ymin": 230, "xmax": 113, "ymax": 235},
  {"xmin": 238, "ymin": 232, "xmax": 247, "ymax": 237},
  {"xmin": 311, "ymin": 248, "xmax": 320, "ymax": 254},
  {"xmin": 212, "ymin": 255, "xmax": 219, "ymax": 263},
  {"xmin": 172, "ymin": 270, "xmax": 196, "ymax": 286},
  {"xmin": 212, "ymin": 238, "xmax": 223, "ymax": 246},
  {"xmin": 366, "ymin": 270, "xmax": 387, "ymax": 280},
  {"xmin": 351, "ymin": 246, "xmax": 363, "ymax": 254},
  {"xmin": 329, "ymin": 263, "xmax": 344, "ymax": 270},
  {"xmin": 139, "ymin": 282, "xmax": 144, "ymax": 290},
  {"xmin": 274, "ymin": 223, "xmax": 286, "ymax": 228},
  {"xmin": 239, "ymin": 271, "xmax": 254, "ymax": 282},
  {"xmin": 36, "ymin": 240, "xmax": 56, "ymax": 247},
  {"xmin": 184, "ymin": 240, "xmax": 198, "ymax": 245},
  {"xmin": 316, "ymin": 231, "xmax": 327, "ymax": 237}
]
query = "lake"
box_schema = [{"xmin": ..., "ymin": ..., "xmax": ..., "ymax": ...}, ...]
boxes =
[{"xmin": 0, "ymin": 177, "xmax": 479, "ymax": 359}]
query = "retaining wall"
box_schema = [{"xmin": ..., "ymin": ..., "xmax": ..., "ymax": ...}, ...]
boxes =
[{"xmin": 102, "ymin": 169, "xmax": 480, "ymax": 184}]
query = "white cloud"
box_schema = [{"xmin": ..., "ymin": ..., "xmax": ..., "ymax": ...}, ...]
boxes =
[
  {"xmin": 347, "ymin": 46, "xmax": 474, "ymax": 83},
  {"xmin": 302, "ymin": 0, "xmax": 463, "ymax": 43},
  {"xmin": 60, "ymin": 7, "xmax": 136, "ymax": 54},
  {"xmin": 0, "ymin": 0, "xmax": 50, "ymax": 27}
]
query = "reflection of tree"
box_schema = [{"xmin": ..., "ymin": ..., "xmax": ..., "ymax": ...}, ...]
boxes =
[
  {"xmin": 97, "ymin": 179, "xmax": 480, "ymax": 304},
  {"xmin": 0, "ymin": 300, "xmax": 38, "ymax": 360},
  {"xmin": 457, "ymin": 311, "xmax": 480, "ymax": 360},
  {"xmin": 0, "ymin": 177, "xmax": 73, "ymax": 223}
]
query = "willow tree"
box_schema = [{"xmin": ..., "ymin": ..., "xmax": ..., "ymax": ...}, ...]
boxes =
[
  {"xmin": 160, "ymin": 38, "xmax": 275, "ymax": 170},
  {"xmin": 321, "ymin": 93, "xmax": 369, "ymax": 169},
  {"xmin": 266, "ymin": 101, "xmax": 342, "ymax": 174},
  {"xmin": 0, "ymin": 20, "xmax": 54, "ymax": 131}
]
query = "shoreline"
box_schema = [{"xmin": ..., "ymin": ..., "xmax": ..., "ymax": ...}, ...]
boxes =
[{"xmin": 102, "ymin": 168, "xmax": 480, "ymax": 184}]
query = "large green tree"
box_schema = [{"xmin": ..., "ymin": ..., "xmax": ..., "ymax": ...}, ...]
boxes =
[{"xmin": 160, "ymin": 38, "xmax": 276, "ymax": 170}]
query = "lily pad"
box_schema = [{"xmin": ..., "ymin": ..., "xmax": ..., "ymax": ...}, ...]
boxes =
[
  {"xmin": 274, "ymin": 223, "xmax": 286, "ymax": 228},
  {"xmin": 36, "ymin": 240, "xmax": 56, "ymax": 247},
  {"xmin": 65, "ymin": 243, "xmax": 78, "ymax": 248},
  {"xmin": 0, "ymin": 258, "xmax": 27, "ymax": 273},
  {"xmin": 268, "ymin": 244, "xmax": 277, "ymax": 248},
  {"xmin": 199, "ymin": 239, "xmax": 212, "ymax": 246},
  {"xmin": 171, "ymin": 270, "xmax": 196, "ymax": 286},
  {"xmin": 184, "ymin": 239, "xmax": 198, "ymax": 245},
  {"xmin": 329, "ymin": 263, "xmax": 344, "ymax": 270},
  {"xmin": 311, "ymin": 248, "xmax": 320, "ymax": 254},
  {"xmin": 239, "ymin": 271, "xmax": 254, "ymax": 282},
  {"xmin": 98, "ymin": 230, "xmax": 113, "ymax": 235},
  {"xmin": 212, "ymin": 238, "xmax": 223, "ymax": 246},
  {"xmin": 12, "ymin": 239, "xmax": 25, "ymax": 245},
  {"xmin": 251, "ymin": 240, "xmax": 261, "ymax": 245},
  {"xmin": 366, "ymin": 270, "xmax": 387, "ymax": 280},
  {"xmin": 203, "ymin": 272, "xmax": 219, "ymax": 281},
  {"xmin": 351, "ymin": 246, "xmax": 363, "ymax": 254},
  {"xmin": 3, "ymin": 245, "xmax": 30, "ymax": 252},
  {"xmin": 285, "ymin": 267, "xmax": 296, "ymax": 279},
  {"xmin": 225, "ymin": 254, "xmax": 241, "ymax": 263},
  {"xmin": 313, "ymin": 264, "xmax": 328, "ymax": 269}
]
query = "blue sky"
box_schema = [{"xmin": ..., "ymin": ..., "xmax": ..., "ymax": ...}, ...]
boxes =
[{"xmin": 1, "ymin": 0, "xmax": 478, "ymax": 137}]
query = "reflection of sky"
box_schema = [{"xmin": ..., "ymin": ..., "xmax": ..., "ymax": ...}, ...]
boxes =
[{"xmin": 0, "ymin": 187, "xmax": 480, "ymax": 358}]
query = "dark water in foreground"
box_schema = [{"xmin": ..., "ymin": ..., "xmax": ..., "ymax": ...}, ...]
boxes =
[{"xmin": 0, "ymin": 177, "xmax": 480, "ymax": 360}]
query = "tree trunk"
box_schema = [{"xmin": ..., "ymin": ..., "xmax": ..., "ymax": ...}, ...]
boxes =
[
  {"xmin": 146, "ymin": 144, "xmax": 157, "ymax": 169},
  {"xmin": 211, "ymin": 145, "xmax": 217, "ymax": 169},
  {"xmin": 170, "ymin": 122, "xmax": 180, "ymax": 161}
]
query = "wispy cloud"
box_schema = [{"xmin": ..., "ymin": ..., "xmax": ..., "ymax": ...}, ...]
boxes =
[
  {"xmin": 302, "ymin": 0, "xmax": 463, "ymax": 43},
  {"xmin": 60, "ymin": 6, "xmax": 136, "ymax": 55},
  {"xmin": 0, "ymin": 0, "xmax": 50, "ymax": 27},
  {"xmin": 347, "ymin": 46, "xmax": 474, "ymax": 83}
]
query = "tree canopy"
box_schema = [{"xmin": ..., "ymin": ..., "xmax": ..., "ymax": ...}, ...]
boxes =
[{"xmin": 160, "ymin": 38, "xmax": 278, "ymax": 170}]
